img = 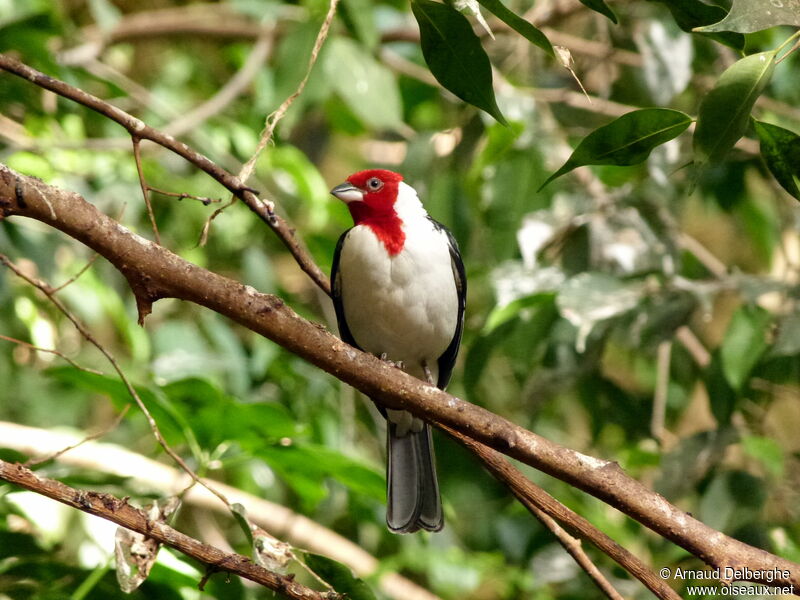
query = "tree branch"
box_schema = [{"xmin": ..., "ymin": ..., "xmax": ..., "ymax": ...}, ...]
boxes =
[
  {"xmin": 2, "ymin": 164, "xmax": 798, "ymax": 592},
  {"xmin": 0, "ymin": 421, "xmax": 442, "ymax": 600},
  {"xmin": 0, "ymin": 333, "xmax": 102, "ymax": 375},
  {"xmin": 0, "ymin": 53, "xmax": 330, "ymax": 296},
  {"xmin": 445, "ymin": 426, "xmax": 681, "ymax": 600},
  {"xmin": 0, "ymin": 458, "xmax": 335, "ymax": 600}
]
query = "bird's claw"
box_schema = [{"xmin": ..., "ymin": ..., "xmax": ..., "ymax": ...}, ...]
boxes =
[
  {"xmin": 379, "ymin": 353, "xmax": 404, "ymax": 371},
  {"xmin": 422, "ymin": 361, "xmax": 434, "ymax": 386}
]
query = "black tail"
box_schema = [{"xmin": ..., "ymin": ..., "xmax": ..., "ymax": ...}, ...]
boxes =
[{"xmin": 386, "ymin": 422, "xmax": 443, "ymax": 533}]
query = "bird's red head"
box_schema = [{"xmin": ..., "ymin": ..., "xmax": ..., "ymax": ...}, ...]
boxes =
[
  {"xmin": 336, "ymin": 169, "xmax": 403, "ymax": 215},
  {"xmin": 331, "ymin": 169, "xmax": 406, "ymax": 254}
]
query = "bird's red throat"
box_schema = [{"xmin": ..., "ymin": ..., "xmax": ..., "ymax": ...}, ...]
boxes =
[{"xmin": 347, "ymin": 204, "xmax": 405, "ymax": 256}]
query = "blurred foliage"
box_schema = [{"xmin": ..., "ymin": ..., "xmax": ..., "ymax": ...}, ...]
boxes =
[{"xmin": 1, "ymin": 0, "xmax": 800, "ymax": 598}]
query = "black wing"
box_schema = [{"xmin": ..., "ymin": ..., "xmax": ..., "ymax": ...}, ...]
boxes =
[
  {"xmin": 330, "ymin": 228, "xmax": 361, "ymax": 350},
  {"xmin": 428, "ymin": 217, "xmax": 466, "ymax": 390},
  {"xmin": 333, "ymin": 228, "xmax": 391, "ymax": 422}
]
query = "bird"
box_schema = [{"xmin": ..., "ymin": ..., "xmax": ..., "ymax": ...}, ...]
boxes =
[{"xmin": 330, "ymin": 169, "xmax": 466, "ymax": 533}]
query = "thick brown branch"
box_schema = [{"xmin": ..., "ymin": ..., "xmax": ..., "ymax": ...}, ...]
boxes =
[
  {"xmin": 2, "ymin": 165, "xmax": 798, "ymax": 593},
  {"xmin": 0, "ymin": 54, "xmax": 330, "ymax": 295},
  {"xmin": 0, "ymin": 421, "xmax": 440, "ymax": 600},
  {"xmin": 446, "ymin": 427, "xmax": 680, "ymax": 600},
  {"xmin": 0, "ymin": 459, "xmax": 334, "ymax": 600}
]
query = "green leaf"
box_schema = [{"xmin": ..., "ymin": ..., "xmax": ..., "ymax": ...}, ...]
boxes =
[
  {"xmin": 694, "ymin": 0, "xmax": 800, "ymax": 33},
  {"xmin": 742, "ymin": 436, "xmax": 785, "ymax": 478},
  {"xmin": 540, "ymin": 108, "xmax": 692, "ymax": 189},
  {"xmin": 465, "ymin": 292, "xmax": 557, "ymax": 401},
  {"xmin": 303, "ymin": 553, "xmax": 377, "ymax": 600},
  {"xmin": 338, "ymin": 0, "xmax": 378, "ymax": 50},
  {"xmin": 705, "ymin": 352, "xmax": 737, "ymax": 425},
  {"xmin": 733, "ymin": 193, "xmax": 779, "ymax": 264},
  {"xmin": 484, "ymin": 292, "xmax": 556, "ymax": 333},
  {"xmin": 324, "ymin": 38, "xmax": 403, "ymax": 130},
  {"xmin": 257, "ymin": 443, "xmax": 384, "ymax": 508},
  {"xmin": 699, "ymin": 471, "xmax": 766, "ymax": 532},
  {"xmin": 230, "ymin": 503, "xmax": 254, "ymax": 546},
  {"xmin": 631, "ymin": 291, "xmax": 697, "ymax": 346},
  {"xmin": 698, "ymin": 472, "xmax": 736, "ymax": 531},
  {"xmin": 264, "ymin": 145, "xmax": 332, "ymax": 230},
  {"xmin": 754, "ymin": 120, "xmax": 800, "ymax": 201},
  {"xmin": 475, "ymin": 0, "xmax": 554, "ymax": 56},
  {"xmin": 463, "ymin": 325, "xmax": 506, "ymax": 399},
  {"xmin": 577, "ymin": 0, "xmax": 617, "ymax": 24},
  {"xmin": 0, "ymin": 531, "xmax": 43, "ymax": 558},
  {"xmin": 6, "ymin": 151, "xmax": 55, "ymax": 180},
  {"xmin": 45, "ymin": 365, "xmax": 150, "ymax": 408},
  {"xmin": 0, "ymin": 10, "xmax": 63, "ymax": 70},
  {"xmin": 160, "ymin": 377, "xmax": 300, "ymax": 449},
  {"xmin": 45, "ymin": 367, "xmax": 206, "ymax": 454},
  {"xmin": 411, "ymin": 0, "xmax": 507, "ymax": 125},
  {"xmin": 693, "ymin": 51, "xmax": 776, "ymax": 169},
  {"xmin": 720, "ymin": 304, "xmax": 772, "ymax": 391},
  {"xmin": 647, "ymin": 0, "xmax": 745, "ymax": 50},
  {"xmin": 0, "ymin": 0, "xmax": 52, "ymax": 28},
  {"xmin": 271, "ymin": 21, "xmax": 331, "ymax": 131},
  {"xmin": 557, "ymin": 273, "xmax": 645, "ymax": 352}
]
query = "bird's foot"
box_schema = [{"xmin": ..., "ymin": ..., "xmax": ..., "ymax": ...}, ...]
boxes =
[
  {"xmin": 422, "ymin": 360, "xmax": 435, "ymax": 386},
  {"xmin": 379, "ymin": 353, "xmax": 404, "ymax": 371}
]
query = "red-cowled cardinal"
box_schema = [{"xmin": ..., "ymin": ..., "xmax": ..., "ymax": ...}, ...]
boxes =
[{"xmin": 330, "ymin": 169, "xmax": 466, "ymax": 533}]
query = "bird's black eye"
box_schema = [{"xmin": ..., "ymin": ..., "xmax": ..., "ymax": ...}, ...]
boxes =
[{"xmin": 367, "ymin": 177, "xmax": 383, "ymax": 191}]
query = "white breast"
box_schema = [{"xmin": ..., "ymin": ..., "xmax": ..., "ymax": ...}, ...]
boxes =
[{"xmin": 337, "ymin": 185, "xmax": 458, "ymax": 382}]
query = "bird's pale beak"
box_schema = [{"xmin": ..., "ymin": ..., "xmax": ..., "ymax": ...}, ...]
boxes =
[{"xmin": 330, "ymin": 182, "xmax": 364, "ymax": 203}]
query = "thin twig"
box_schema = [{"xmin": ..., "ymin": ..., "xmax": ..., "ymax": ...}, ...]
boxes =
[
  {"xmin": 678, "ymin": 233, "xmax": 728, "ymax": 279},
  {"xmin": 444, "ymin": 425, "xmax": 680, "ymax": 600},
  {"xmin": 0, "ymin": 333, "xmax": 103, "ymax": 375},
  {"xmin": 84, "ymin": 59, "xmax": 170, "ymax": 120},
  {"xmin": 24, "ymin": 405, "xmax": 131, "ymax": 467},
  {"xmin": 148, "ymin": 187, "xmax": 221, "ymax": 206},
  {"xmin": 0, "ymin": 54, "xmax": 331, "ymax": 295},
  {"xmin": 775, "ymin": 29, "xmax": 800, "ymax": 64},
  {"xmin": 198, "ymin": 196, "xmax": 237, "ymax": 247},
  {"xmin": 675, "ymin": 326, "xmax": 711, "ymax": 369},
  {"xmin": 51, "ymin": 204, "xmax": 126, "ymax": 294},
  {"xmin": 776, "ymin": 38, "xmax": 800, "ymax": 64},
  {"xmin": 200, "ymin": 0, "xmax": 340, "ymax": 246},
  {"xmin": 0, "ymin": 459, "xmax": 335, "ymax": 600},
  {"xmin": 544, "ymin": 27, "xmax": 642, "ymax": 67},
  {"xmin": 530, "ymin": 508, "xmax": 624, "ymax": 600},
  {"xmin": 238, "ymin": 0, "xmax": 340, "ymax": 186},
  {"xmin": 651, "ymin": 340, "xmax": 672, "ymax": 446},
  {"xmin": 380, "ymin": 47, "xmax": 438, "ymax": 87},
  {"xmin": 0, "ymin": 420, "xmax": 442, "ymax": 600},
  {"xmin": 0, "ymin": 253, "xmax": 232, "ymax": 510},
  {"xmin": 132, "ymin": 137, "xmax": 161, "ymax": 244},
  {"xmin": 50, "ymin": 252, "xmax": 101, "ymax": 293}
]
